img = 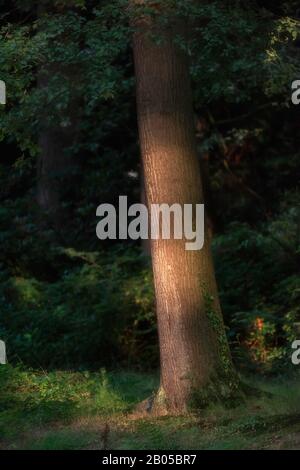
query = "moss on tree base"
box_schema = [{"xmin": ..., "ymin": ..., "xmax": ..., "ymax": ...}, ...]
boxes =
[{"xmin": 134, "ymin": 375, "xmax": 243, "ymax": 417}]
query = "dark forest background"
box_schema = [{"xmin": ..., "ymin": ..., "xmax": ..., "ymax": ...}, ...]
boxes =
[{"xmin": 0, "ymin": 0, "xmax": 299, "ymax": 377}]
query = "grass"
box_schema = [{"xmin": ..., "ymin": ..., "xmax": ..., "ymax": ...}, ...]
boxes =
[{"xmin": 1, "ymin": 365, "xmax": 300, "ymax": 450}]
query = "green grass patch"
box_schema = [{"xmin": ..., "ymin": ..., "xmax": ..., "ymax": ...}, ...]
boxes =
[{"xmin": 1, "ymin": 366, "xmax": 300, "ymax": 450}]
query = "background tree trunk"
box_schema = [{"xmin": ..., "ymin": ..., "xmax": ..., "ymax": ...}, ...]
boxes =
[
  {"xmin": 37, "ymin": 5, "xmax": 80, "ymax": 231},
  {"xmin": 132, "ymin": 9, "xmax": 237, "ymax": 413},
  {"xmin": 37, "ymin": 80, "xmax": 76, "ymax": 227}
]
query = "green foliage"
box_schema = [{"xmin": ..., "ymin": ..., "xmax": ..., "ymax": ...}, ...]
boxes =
[
  {"xmin": 214, "ymin": 191, "xmax": 300, "ymax": 374},
  {"xmin": 0, "ymin": 365, "xmax": 158, "ymax": 441},
  {"xmin": 0, "ymin": 3, "xmax": 131, "ymax": 151},
  {"xmin": 0, "ymin": 245, "xmax": 156, "ymax": 369},
  {"xmin": 180, "ymin": 1, "xmax": 300, "ymax": 105}
]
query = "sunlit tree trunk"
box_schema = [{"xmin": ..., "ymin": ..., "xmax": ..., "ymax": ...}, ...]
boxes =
[
  {"xmin": 140, "ymin": 166, "xmax": 151, "ymax": 256},
  {"xmin": 132, "ymin": 6, "xmax": 237, "ymax": 413}
]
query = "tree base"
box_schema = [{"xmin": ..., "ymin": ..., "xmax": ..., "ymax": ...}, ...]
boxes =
[
  {"xmin": 133, "ymin": 388, "xmax": 171, "ymax": 417},
  {"xmin": 133, "ymin": 377, "xmax": 247, "ymax": 417}
]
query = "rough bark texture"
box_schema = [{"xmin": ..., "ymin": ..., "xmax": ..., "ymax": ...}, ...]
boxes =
[
  {"xmin": 140, "ymin": 166, "xmax": 151, "ymax": 256},
  {"xmin": 132, "ymin": 10, "xmax": 237, "ymax": 413}
]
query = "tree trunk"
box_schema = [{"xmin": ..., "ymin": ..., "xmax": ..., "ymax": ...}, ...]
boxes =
[
  {"xmin": 37, "ymin": 6, "xmax": 79, "ymax": 231},
  {"xmin": 140, "ymin": 165, "xmax": 151, "ymax": 256},
  {"xmin": 37, "ymin": 87, "xmax": 75, "ymax": 226},
  {"xmin": 132, "ymin": 9, "xmax": 237, "ymax": 414}
]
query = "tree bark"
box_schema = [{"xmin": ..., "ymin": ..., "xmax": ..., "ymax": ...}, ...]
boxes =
[
  {"xmin": 37, "ymin": 5, "xmax": 79, "ymax": 230},
  {"xmin": 140, "ymin": 165, "xmax": 151, "ymax": 256},
  {"xmin": 132, "ymin": 7, "xmax": 237, "ymax": 414},
  {"xmin": 37, "ymin": 84, "xmax": 76, "ymax": 226}
]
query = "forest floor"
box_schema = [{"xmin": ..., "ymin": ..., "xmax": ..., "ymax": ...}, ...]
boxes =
[{"xmin": 1, "ymin": 366, "xmax": 300, "ymax": 450}]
